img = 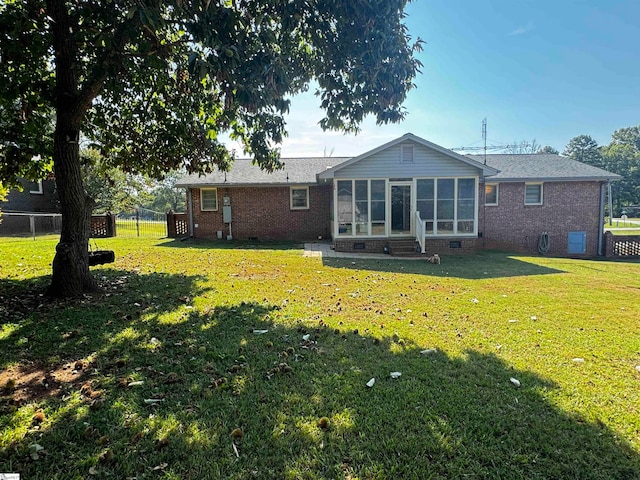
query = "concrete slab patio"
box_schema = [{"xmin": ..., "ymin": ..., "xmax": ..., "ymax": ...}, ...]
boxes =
[{"xmin": 303, "ymin": 242, "xmax": 426, "ymax": 260}]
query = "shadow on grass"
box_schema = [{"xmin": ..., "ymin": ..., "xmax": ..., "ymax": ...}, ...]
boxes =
[
  {"xmin": 1, "ymin": 300, "xmax": 637, "ymax": 479},
  {"xmin": 156, "ymin": 238, "xmax": 304, "ymax": 252},
  {"xmin": 0, "ymin": 268, "xmax": 210, "ymax": 369},
  {"xmin": 323, "ymin": 250, "xmax": 566, "ymax": 279}
]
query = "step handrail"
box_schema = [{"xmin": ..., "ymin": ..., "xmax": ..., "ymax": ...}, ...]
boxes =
[{"xmin": 415, "ymin": 211, "xmax": 426, "ymax": 254}]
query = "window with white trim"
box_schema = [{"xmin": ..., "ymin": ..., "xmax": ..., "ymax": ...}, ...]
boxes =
[
  {"xmin": 337, "ymin": 179, "xmax": 386, "ymax": 237},
  {"xmin": 416, "ymin": 177, "xmax": 477, "ymax": 236},
  {"xmin": 525, "ymin": 183, "xmax": 543, "ymax": 205},
  {"xmin": 485, "ymin": 183, "xmax": 498, "ymax": 205},
  {"xmin": 200, "ymin": 188, "xmax": 218, "ymax": 211},
  {"xmin": 290, "ymin": 186, "xmax": 309, "ymax": 210},
  {"xmin": 29, "ymin": 180, "xmax": 43, "ymax": 195}
]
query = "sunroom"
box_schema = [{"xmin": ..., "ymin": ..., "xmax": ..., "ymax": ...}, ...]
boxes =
[{"xmin": 318, "ymin": 134, "xmax": 499, "ymax": 253}]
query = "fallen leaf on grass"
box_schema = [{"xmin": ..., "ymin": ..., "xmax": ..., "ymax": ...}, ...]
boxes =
[{"xmin": 152, "ymin": 463, "xmax": 168, "ymax": 471}]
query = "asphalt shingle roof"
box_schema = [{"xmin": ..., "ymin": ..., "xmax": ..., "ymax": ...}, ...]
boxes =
[
  {"xmin": 175, "ymin": 157, "xmax": 349, "ymax": 187},
  {"xmin": 176, "ymin": 153, "xmax": 621, "ymax": 187},
  {"xmin": 469, "ymin": 154, "xmax": 621, "ymax": 181}
]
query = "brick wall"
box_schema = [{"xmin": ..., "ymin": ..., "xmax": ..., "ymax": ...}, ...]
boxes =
[
  {"xmin": 481, "ymin": 181, "xmax": 603, "ymax": 256},
  {"xmin": 190, "ymin": 185, "xmax": 332, "ymax": 241},
  {"xmin": 335, "ymin": 238, "xmax": 478, "ymax": 255}
]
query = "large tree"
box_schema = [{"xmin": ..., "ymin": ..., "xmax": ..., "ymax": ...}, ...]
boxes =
[
  {"xmin": 563, "ymin": 134, "xmax": 603, "ymax": 167},
  {"xmin": 0, "ymin": 0, "xmax": 423, "ymax": 297},
  {"xmin": 601, "ymin": 126, "xmax": 640, "ymax": 213}
]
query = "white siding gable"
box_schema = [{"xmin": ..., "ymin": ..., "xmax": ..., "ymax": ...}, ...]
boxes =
[{"xmin": 333, "ymin": 141, "xmax": 481, "ymax": 179}]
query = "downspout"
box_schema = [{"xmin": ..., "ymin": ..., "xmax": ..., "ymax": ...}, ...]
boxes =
[
  {"xmin": 188, "ymin": 187, "xmax": 195, "ymax": 237},
  {"xmin": 607, "ymin": 181, "xmax": 613, "ymax": 226},
  {"xmin": 597, "ymin": 182, "xmax": 606, "ymax": 256}
]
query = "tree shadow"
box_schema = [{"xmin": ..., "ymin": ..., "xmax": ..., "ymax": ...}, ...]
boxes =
[
  {"xmin": 323, "ymin": 250, "xmax": 565, "ymax": 279},
  {"xmin": 0, "ymin": 268, "xmax": 210, "ymax": 370},
  {"xmin": 157, "ymin": 238, "xmax": 304, "ymax": 251},
  {"xmin": 1, "ymin": 301, "xmax": 637, "ymax": 479}
]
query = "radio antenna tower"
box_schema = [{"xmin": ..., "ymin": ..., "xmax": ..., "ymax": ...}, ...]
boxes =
[
  {"xmin": 451, "ymin": 118, "xmax": 530, "ymax": 158},
  {"xmin": 482, "ymin": 118, "xmax": 487, "ymax": 165}
]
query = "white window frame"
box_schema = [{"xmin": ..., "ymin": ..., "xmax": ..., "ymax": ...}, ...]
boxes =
[
  {"xmin": 290, "ymin": 186, "xmax": 309, "ymax": 210},
  {"xmin": 335, "ymin": 179, "xmax": 387, "ymax": 238},
  {"xmin": 524, "ymin": 183, "xmax": 543, "ymax": 205},
  {"xmin": 485, "ymin": 183, "xmax": 498, "ymax": 206},
  {"xmin": 29, "ymin": 180, "xmax": 43, "ymax": 195},
  {"xmin": 416, "ymin": 177, "xmax": 478, "ymax": 237},
  {"xmin": 200, "ymin": 188, "xmax": 218, "ymax": 211}
]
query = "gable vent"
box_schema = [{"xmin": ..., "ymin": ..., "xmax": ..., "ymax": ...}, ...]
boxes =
[{"xmin": 401, "ymin": 145, "xmax": 414, "ymax": 163}]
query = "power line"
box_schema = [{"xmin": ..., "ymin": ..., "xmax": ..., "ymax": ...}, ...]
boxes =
[{"xmin": 450, "ymin": 118, "xmax": 531, "ymax": 159}]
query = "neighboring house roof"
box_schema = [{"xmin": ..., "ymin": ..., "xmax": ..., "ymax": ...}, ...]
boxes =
[
  {"xmin": 471, "ymin": 154, "xmax": 622, "ymax": 182},
  {"xmin": 318, "ymin": 133, "xmax": 500, "ymax": 180},
  {"xmin": 175, "ymin": 157, "xmax": 349, "ymax": 188}
]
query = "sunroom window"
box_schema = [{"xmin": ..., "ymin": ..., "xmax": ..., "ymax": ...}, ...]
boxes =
[
  {"xmin": 416, "ymin": 178, "xmax": 477, "ymax": 236},
  {"xmin": 337, "ymin": 179, "xmax": 386, "ymax": 237}
]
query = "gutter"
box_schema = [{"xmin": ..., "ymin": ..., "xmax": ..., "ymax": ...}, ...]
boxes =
[{"xmin": 485, "ymin": 176, "xmax": 622, "ymax": 183}]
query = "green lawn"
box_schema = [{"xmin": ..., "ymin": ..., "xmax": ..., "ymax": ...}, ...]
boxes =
[
  {"xmin": 115, "ymin": 218, "xmax": 167, "ymax": 238},
  {"xmin": 1, "ymin": 237, "xmax": 639, "ymax": 479}
]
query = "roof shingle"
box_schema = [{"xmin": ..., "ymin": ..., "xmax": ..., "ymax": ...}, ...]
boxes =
[
  {"xmin": 175, "ymin": 157, "xmax": 349, "ymax": 187},
  {"xmin": 469, "ymin": 154, "xmax": 621, "ymax": 181}
]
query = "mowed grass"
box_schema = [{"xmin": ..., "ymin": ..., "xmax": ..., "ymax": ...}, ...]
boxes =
[{"xmin": 0, "ymin": 237, "xmax": 639, "ymax": 479}]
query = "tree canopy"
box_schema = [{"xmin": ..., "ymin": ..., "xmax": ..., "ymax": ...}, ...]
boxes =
[
  {"xmin": 563, "ymin": 134, "xmax": 603, "ymax": 167},
  {"xmin": 564, "ymin": 127, "xmax": 640, "ymax": 215},
  {"xmin": 0, "ymin": 0, "xmax": 423, "ymax": 296},
  {"xmin": 537, "ymin": 145, "xmax": 559, "ymax": 155}
]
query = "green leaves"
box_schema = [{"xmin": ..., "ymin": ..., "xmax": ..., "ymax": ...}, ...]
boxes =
[{"xmin": 1, "ymin": 0, "xmax": 421, "ymax": 181}]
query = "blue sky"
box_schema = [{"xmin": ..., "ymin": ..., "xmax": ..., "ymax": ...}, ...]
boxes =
[{"xmin": 235, "ymin": 0, "xmax": 640, "ymax": 158}]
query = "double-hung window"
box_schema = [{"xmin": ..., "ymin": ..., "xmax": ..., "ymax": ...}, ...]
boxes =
[
  {"xmin": 525, "ymin": 183, "xmax": 543, "ymax": 205},
  {"xmin": 200, "ymin": 188, "xmax": 218, "ymax": 211},
  {"xmin": 485, "ymin": 184, "xmax": 498, "ymax": 205},
  {"xmin": 290, "ymin": 187, "xmax": 309, "ymax": 210}
]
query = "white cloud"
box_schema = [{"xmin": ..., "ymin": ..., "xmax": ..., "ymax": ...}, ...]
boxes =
[{"xmin": 508, "ymin": 21, "xmax": 534, "ymax": 36}]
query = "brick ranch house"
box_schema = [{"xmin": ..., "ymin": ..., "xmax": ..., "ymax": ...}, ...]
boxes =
[{"xmin": 176, "ymin": 133, "xmax": 621, "ymax": 257}]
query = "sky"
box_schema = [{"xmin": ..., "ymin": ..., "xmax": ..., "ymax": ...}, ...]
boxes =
[{"xmin": 230, "ymin": 0, "xmax": 640, "ymax": 158}]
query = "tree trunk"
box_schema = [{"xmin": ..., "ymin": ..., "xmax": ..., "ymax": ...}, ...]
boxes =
[
  {"xmin": 47, "ymin": 128, "xmax": 98, "ymax": 297},
  {"xmin": 46, "ymin": 0, "xmax": 98, "ymax": 297}
]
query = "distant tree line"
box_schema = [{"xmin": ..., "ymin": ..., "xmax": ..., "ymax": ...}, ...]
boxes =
[{"xmin": 563, "ymin": 126, "xmax": 640, "ymax": 216}]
